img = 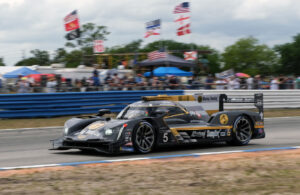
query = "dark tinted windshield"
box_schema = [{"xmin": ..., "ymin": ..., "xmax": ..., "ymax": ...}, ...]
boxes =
[{"xmin": 117, "ymin": 106, "xmax": 182, "ymax": 119}]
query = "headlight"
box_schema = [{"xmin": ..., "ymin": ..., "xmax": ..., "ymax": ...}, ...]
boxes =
[
  {"xmin": 64, "ymin": 127, "xmax": 69, "ymax": 135},
  {"xmin": 105, "ymin": 128, "xmax": 113, "ymax": 136}
]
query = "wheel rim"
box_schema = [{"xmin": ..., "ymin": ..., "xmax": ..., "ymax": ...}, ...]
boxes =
[
  {"xmin": 135, "ymin": 123, "xmax": 155, "ymax": 151},
  {"xmin": 235, "ymin": 118, "xmax": 252, "ymax": 142}
]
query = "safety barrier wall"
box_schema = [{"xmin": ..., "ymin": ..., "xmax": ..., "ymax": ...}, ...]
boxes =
[
  {"xmin": 185, "ymin": 90, "xmax": 300, "ymax": 109},
  {"xmin": 0, "ymin": 90, "xmax": 299, "ymax": 118},
  {"xmin": 0, "ymin": 90, "xmax": 184, "ymax": 118}
]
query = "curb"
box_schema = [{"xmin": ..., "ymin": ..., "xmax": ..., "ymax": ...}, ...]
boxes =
[{"xmin": 1, "ymin": 146, "xmax": 300, "ymax": 171}]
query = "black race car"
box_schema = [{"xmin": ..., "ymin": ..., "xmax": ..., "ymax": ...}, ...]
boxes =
[{"xmin": 51, "ymin": 93, "xmax": 265, "ymax": 154}]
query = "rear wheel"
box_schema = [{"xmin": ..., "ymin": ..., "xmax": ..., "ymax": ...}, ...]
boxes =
[
  {"xmin": 228, "ymin": 116, "xmax": 252, "ymax": 146},
  {"xmin": 132, "ymin": 121, "xmax": 156, "ymax": 153}
]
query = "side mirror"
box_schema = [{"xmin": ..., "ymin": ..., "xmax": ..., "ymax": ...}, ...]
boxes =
[{"xmin": 97, "ymin": 109, "xmax": 111, "ymax": 116}]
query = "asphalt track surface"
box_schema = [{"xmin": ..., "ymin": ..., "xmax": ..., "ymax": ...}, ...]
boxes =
[{"xmin": 0, "ymin": 117, "xmax": 299, "ymax": 168}]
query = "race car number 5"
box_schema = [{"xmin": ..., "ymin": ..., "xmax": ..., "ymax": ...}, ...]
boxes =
[{"xmin": 163, "ymin": 133, "xmax": 168, "ymax": 142}]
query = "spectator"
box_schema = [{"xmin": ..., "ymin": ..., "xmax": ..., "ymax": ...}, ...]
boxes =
[
  {"xmin": 135, "ymin": 74, "xmax": 143, "ymax": 84},
  {"xmin": 227, "ymin": 77, "xmax": 235, "ymax": 90},
  {"xmin": 168, "ymin": 75, "xmax": 180, "ymax": 89},
  {"xmin": 189, "ymin": 76, "xmax": 201, "ymax": 89},
  {"xmin": 296, "ymin": 76, "xmax": 300, "ymax": 89},
  {"xmin": 286, "ymin": 77, "xmax": 294, "ymax": 89},
  {"xmin": 126, "ymin": 77, "xmax": 137, "ymax": 90},
  {"xmin": 278, "ymin": 75, "xmax": 287, "ymax": 90},
  {"xmin": 93, "ymin": 68, "xmax": 99, "ymax": 77},
  {"xmin": 104, "ymin": 73, "xmax": 112, "ymax": 84},
  {"xmin": 233, "ymin": 78, "xmax": 240, "ymax": 89},
  {"xmin": 151, "ymin": 76, "xmax": 162, "ymax": 89},
  {"xmin": 270, "ymin": 77, "xmax": 279, "ymax": 90},
  {"xmin": 91, "ymin": 73, "xmax": 100, "ymax": 87},
  {"xmin": 112, "ymin": 73, "xmax": 121, "ymax": 87},
  {"xmin": 253, "ymin": 75, "xmax": 260, "ymax": 89},
  {"xmin": 205, "ymin": 75, "xmax": 214, "ymax": 89},
  {"xmin": 240, "ymin": 78, "xmax": 247, "ymax": 89},
  {"xmin": 215, "ymin": 78, "xmax": 227, "ymax": 90},
  {"xmin": 17, "ymin": 77, "xmax": 30, "ymax": 93},
  {"xmin": 247, "ymin": 76, "xmax": 254, "ymax": 89},
  {"xmin": 46, "ymin": 77, "xmax": 57, "ymax": 93}
]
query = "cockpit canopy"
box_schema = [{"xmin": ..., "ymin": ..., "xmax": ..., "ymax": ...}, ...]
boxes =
[{"xmin": 117, "ymin": 101, "xmax": 186, "ymax": 120}]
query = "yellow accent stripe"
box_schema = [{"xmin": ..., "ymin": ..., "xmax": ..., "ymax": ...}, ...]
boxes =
[
  {"xmin": 143, "ymin": 95, "xmax": 196, "ymax": 101},
  {"xmin": 206, "ymin": 110, "xmax": 219, "ymax": 115},
  {"xmin": 171, "ymin": 126, "xmax": 233, "ymax": 131},
  {"xmin": 170, "ymin": 128, "xmax": 180, "ymax": 136},
  {"xmin": 254, "ymin": 125, "xmax": 264, "ymax": 128},
  {"xmin": 169, "ymin": 126, "xmax": 233, "ymax": 140},
  {"xmin": 164, "ymin": 113, "xmax": 186, "ymax": 119}
]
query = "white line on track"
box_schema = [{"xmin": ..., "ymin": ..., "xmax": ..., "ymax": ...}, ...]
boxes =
[{"xmin": 1, "ymin": 146, "xmax": 299, "ymax": 171}]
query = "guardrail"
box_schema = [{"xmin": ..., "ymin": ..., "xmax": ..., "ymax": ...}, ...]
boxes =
[
  {"xmin": 0, "ymin": 90, "xmax": 299, "ymax": 118},
  {"xmin": 185, "ymin": 90, "xmax": 300, "ymax": 109},
  {"xmin": 0, "ymin": 90, "xmax": 184, "ymax": 118}
]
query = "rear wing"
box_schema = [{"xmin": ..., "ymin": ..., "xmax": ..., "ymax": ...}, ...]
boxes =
[
  {"xmin": 142, "ymin": 93, "xmax": 264, "ymax": 120},
  {"xmin": 219, "ymin": 93, "xmax": 264, "ymax": 121}
]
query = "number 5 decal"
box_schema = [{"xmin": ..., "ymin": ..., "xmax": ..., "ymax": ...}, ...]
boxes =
[{"xmin": 163, "ymin": 132, "xmax": 168, "ymax": 142}]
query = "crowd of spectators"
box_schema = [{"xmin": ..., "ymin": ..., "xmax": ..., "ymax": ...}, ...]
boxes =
[{"xmin": 1, "ymin": 70, "xmax": 300, "ymax": 93}]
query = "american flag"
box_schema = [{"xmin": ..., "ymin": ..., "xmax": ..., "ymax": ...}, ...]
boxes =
[
  {"xmin": 144, "ymin": 19, "xmax": 161, "ymax": 38},
  {"xmin": 148, "ymin": 50, "xmax": 167, "ymax": 61},
  {"xmin": 173, "ymin": 2, "xmax": 190, "ymax": 14},
  {"xmin": 64, "ymin": 10, "xmax": 78, "ymax": 23}
]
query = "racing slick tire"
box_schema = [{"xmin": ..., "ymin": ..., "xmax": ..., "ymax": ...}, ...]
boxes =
[
  {"xmin": 132, "ymin": 121, "xmax": 156, "ymax": 154},
  {"xmin": 227, "ymin": 115, "xmax": 253, "ymax": 146}
]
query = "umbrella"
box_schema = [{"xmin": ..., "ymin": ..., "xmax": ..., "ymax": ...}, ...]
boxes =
[
  {"xmin": 235, "ymin": 72, "xmax": 250, "ymax": 78},
  {"xmin": 3, "ymin": 67, "xmax": 40, "ymax": 78},
  {"xmin": 144, "ymin": 67, "xmax": 193, "ymax": 77},
  {"xmin": 25, "ymin": 74, "xmax": 66, "ymax": 82}
]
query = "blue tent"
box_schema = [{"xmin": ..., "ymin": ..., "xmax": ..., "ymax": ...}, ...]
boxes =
[
  {"xmin": 3, "ymin": 67, "xmax": 40, "ymax": 78},
  {"xmin": 144, "ymin": 67, "xmax": 193, "ymax": 77}
]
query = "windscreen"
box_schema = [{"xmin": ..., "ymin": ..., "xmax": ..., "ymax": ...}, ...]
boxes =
[{"xmin": 117, "ymin": 106, "xmax": 171, "ymax": 119}]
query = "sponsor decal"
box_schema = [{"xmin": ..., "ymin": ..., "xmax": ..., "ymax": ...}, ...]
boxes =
[
  {"xmin": 219, "ymin": 114, "xmax": 229, "ymax": 125},
  {"xmin": 255, "ymin": 121, "xmax": 264, "ymax": 126},
  {"xmin": 227, "ymin": 129, "xmax": 231, "ymax": 136},
  {"xmin": 197, "ymin": 96, "xmax": 203, "ymax": 102},
  {"xmin": 207, "ymin": 130, "xmax": 221, "ymax": 138},
  {"xmin": 77, "ymin": 134, "xmax": 86, "ymax": 139},
  {"xmin": 120, "ymin": 146, "xmax": 134, "ymax": 152},
  {"xmin": 89, "ymin": 123, "xmax": 105, "ymax": 130},
  {"xmin": 125, "ymin": 142, "xmax": 133, "ymax": 146},
  {"xmin": 191, "ymin": 131, "xmax": 206, "ymax": 138},
  {"xmin": 201, "ymin": 95, "xmax": 219, "ymax": 102}
]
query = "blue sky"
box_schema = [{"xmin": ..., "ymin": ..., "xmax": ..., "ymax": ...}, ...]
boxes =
[{"xmin": 0, "ymin": 0, "xmax": 300, "ymax": 66}]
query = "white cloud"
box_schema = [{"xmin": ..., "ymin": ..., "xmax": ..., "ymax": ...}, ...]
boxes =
[{"xmin": 233, "ymin": 0, "xmax": 292, "ymax": 20}]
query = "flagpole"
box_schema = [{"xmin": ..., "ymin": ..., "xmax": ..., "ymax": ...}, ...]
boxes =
[{"xmin": 160, "ymin": 19, "xmax": 163, "ymax": 51}]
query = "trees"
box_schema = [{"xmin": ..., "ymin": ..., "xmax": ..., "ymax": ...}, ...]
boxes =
[
  {"xmin": 64, "ymin": 23, "xmax": 110, "ymax": 67},
  {"xmin": 0, "ymin": 58, "xmax": 5, "ymax": 66},
  {"xmin": 65, "ymin": 23, "xmax": 110, "ymax": 52},
  {"xmin": 222, "ymin": 37, "xmax": 279, "ymax": 75},
  {"xmin": 275, "ymin": 34, "xmax": 300, "ymax": 75},
  {"xmin": 15, "ymin": 49, "xmax": 50, "ymax": 66}
]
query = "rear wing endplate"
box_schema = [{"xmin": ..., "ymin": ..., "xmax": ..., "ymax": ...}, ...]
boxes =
[{"xmin": 219, "ymin": 93, "xmax": 264, "ymax": 121}]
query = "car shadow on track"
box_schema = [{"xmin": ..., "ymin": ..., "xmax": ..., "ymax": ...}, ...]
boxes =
[{"xmin": 50, "ymin": 142, "xmax": 260, "ymax": 158}]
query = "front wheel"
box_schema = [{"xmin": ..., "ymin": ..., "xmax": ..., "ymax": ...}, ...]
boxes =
[
  {"xmin": 132, "ymin": 121, "xmax": 156, "ymax": 153},
  {"xmin": 227, "ymin": 116, "xmax": 253, "ymax": 146}
]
